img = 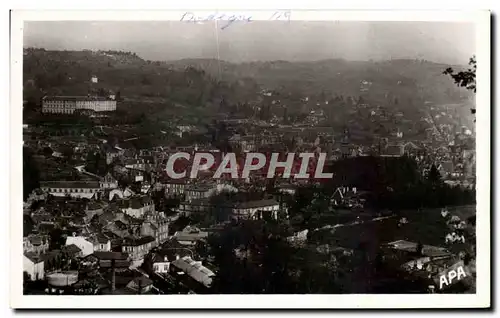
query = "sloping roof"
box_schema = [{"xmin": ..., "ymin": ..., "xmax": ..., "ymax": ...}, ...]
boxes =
[
  {"xmin": 96, "ymin": 233, "xmax": 110, "ymax": 244},
  {"xmin": 383, "ymin": 144, "xmax": 404, "ymax": 157},
  {"xmin": 171, "ymin": 256, "xmax": 215, "ymax": 288},
  {"xmin": 40, "ymin": 181, "xmax": 100, "ymax": 189},
  {"xmin": 113, "ymin": 220, "xmax": 128, "ymax": 230},
  {"xmin": 236, "ymin": 199, "xmax": 279, "ymax": 209},
  {"xmin": 99, "ymin": 259, "xmax": 131, "ymax": 268},
  {"xmin": 62, "ymin": 244, "xmax": 82, "ymax": 256},
  {"xmin": 152, "ymin": 248, "xmax": 191, "ymax": 263},
  {"xmin": 24, "ymin": 252, "xmax": 43, "ymax": 264},
  {"xmin": 28, "ymin": 235, "xmax": 44, "ymax": 246},
  {"xmin": 404, "ymin": 141, "xmax": 420, "ymax": 150},
  {"xmin": 98, "ymin": 211, "xmax": 115, "ymax": 225},
  {"xmin": 122, "ymin": 236, "xmax": 156, "ymax": 247},
  {"xmin": 119, "ymin": 195, "xmax": 153, "ymax": 209},
  {"xmin": 127, "ymin": 276, "xmax": 153, "ymax": 290},
  {"xmin": 43, "ymin": 96, "xmax": 112, "ymax": 102},
  {"xmin": 86, "ymin": 201, "xmax": 104, "ymax": 211},
  {"xmin": 161, "ymin": 238, "xmax": 186, "ymax": 250},
  {"xmin": 92, "ymin": 251, "xmax": 129, "ymax": 260}
]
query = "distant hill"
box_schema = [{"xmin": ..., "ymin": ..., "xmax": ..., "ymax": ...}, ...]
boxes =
[
  {"xmin": 23, "ymin": 48, "xmax": 473, "ymax": 128},
  {"xmin": 166, "ymin": 58, "xmax": 473, "ymax": 105},
  {"xmin": 23, "ymin": 48, "xmax": 236, "ymax": 107}
]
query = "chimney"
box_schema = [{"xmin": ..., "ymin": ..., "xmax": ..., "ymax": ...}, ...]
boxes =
[
  {"xmin": 111, "ymin": 259, "xmax": 116, "ymax": 293},
  {"xmin": 137, "ymin": 277, "xmax": 143, "ymax": 295}
]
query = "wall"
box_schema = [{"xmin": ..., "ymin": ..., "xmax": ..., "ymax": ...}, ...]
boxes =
[
  {"xmin": 23, "ymin": 256, "xmax": 44, "ymax": 281},
  {"xmin": 153, "ymin": 261, "xmax": 170, "ymax": 273},
  {"xmin": 65, "ymin": 236, "xmax": 94, "ymax": 257}
]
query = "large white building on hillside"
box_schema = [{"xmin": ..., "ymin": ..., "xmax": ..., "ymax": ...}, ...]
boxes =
[{"xmin": 42, "ymin": 96, "xmax": 117, "ymax": 114}]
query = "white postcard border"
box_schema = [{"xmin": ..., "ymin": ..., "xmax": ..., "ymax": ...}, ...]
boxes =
[{"xmin": 10, "ymin": 9, "xmax": 491, "ymax": 309}]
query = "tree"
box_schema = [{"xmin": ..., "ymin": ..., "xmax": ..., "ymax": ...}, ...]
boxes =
[
  {"xmin": 23, "ymin": 147, "xmax": 40, "ymax": 201},
  {"xmin": 443, "ymin": 56, "xmax": 476, "ymax": 114},
  {"xmin": 427, "ymin": 164, "xmax": 442, "ymax": 186},
  {"xmin": 49, "ymin": 228, "xmax": 66, "ymax": 250},
  {"xmin": 23, "ymin": 271, "xmax": 31, "ymax": 284}
]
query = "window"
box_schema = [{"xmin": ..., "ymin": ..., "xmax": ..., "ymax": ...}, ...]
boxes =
[{"xmin": 163, "ymin": 264, "xmax": 169, "ymax": 271}]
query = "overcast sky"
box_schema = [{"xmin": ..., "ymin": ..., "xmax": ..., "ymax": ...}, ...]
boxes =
[{"xmin": 23, "ymin": 21, "xmax": 475, "ymax": 64}]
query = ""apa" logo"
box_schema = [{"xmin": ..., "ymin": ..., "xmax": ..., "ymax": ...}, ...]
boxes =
[{"xmin": 434, "ymin": 261, "xmax": 469, "ymax": 290}]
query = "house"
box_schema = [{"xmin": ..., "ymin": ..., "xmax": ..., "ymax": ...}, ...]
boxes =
[
  {"xmin": 126, "ymin": 276, "xmax": 154, "ymax": 294},
  {"xmin": 177, "ymin": 199, "xmax": 213, "ymax": 217},
  {"xmin": 381, "ymin": 144, "xmax": 404, "ymax": 157},
  {"xmin": 119, "ymin": 195, "xmax": 155, "ymax": 218},
  {"xmin": 93, "ymin": 234, "xmax": 112, "ymax": 252},
  {"xmin": 148, "ymin": 246, "xmax": 192, "ymax": 274},
  {"xmin": 140, "ymin": 181, "xmax": 152, "ymax": 194},
  {"xmin": 23, "ymin": 252, "xmax": 45, "ymax": 281},
  {"xmin": 23, "ymin": 235, "xmax": 49, "ymax": 254},
  {"xmin": 286, "ymin": 229, "xmax": 309, "ymax": 246},
  {"xmin": 108, "ymin": 187, "xmax": 135, "ymax": 201},
  {"xmin": 173, "ymin": 226, "xmax": 209, "ymax": 246},
  {"xmin": 65, "ymin": 236, "xmax": 94, "ymax": 257},
  {"xmin": 184, "ymin": 184, "xmax": 218, "ymax": 202},
  {"xmin": 164, "ymin": 180, "xmax": 187, "ymax": 197},
  {"xmin": 102, "ymin": 145, "xmax": 124, "ymax": 165},
  {"xmin": 124, "ymin": 157, "xmax": 153, "ymax": 171},
  {"xmin": 40, "ymin": 181, "xmax": 102, "ymax": 199},
  {"xmin": 105, "ymin": 220, "xmax": 130, "ymax": 238},
  {"xmin": 232, "ymin": 199, "xmax": 280, "ymax": 220},
  {"xmin": 141, "ymin": 215, "xmax": 169, "ymax": 244},
  {"xmin": 82, "ymin": 251, "xmax": 130, "ymax": 270},
  {"xmin": 62, "ymin": 244, "xmax": 83, "ymax": 258},
  {"xmin": 404, "ymin": 141, "xmax": 421, "ymax": 156},
  {"xmin": 84, "ymin": 201, "xmax": 106, "ymax": 223},
  {"xmin": 438, "ymin": 160, "xmax": 454, "ymax": 176},
  {"xmin": 331, "ymin": 186, "xmax": 359, "ymax": 207},
  {"xmin": 169, "ymin": 256, "xmax": 215, "ymax": 289},
  {"xmin": 121, "ymin": 236, "xmax": 157, "ymax": 261},
  {"xmin": 100, "ymin": 172, "xmax": 118, "ymax": 189}
]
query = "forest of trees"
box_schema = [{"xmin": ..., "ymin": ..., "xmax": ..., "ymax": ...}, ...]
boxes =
[
  {"xmin": 23, "ymin": 49, "xmax": 248, "ymax": 110},
  {"xmin": 325, "ymin": 156, "xmax": 475, "ymax": 209}
]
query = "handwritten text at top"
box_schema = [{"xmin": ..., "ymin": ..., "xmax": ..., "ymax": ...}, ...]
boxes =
[{"xmin": 180, "ymin": 11, "xmax": 291, "ymax": 30}]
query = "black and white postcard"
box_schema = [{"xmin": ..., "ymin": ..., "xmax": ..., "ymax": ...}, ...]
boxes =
[{"xmin": 10, "ymin": 10, "xmax": 491, "ymax": 309}]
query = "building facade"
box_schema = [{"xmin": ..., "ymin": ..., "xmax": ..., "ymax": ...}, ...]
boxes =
[
  {"xmin": 23, "ymin": 235, "xmax": 49, "ymax": 255},
  {"xmin": 40, "ymin": 181, "xmax": 102, "ymax": 199},
  {"xmin": 42, "ymin": 96, "xmax": 117, "ymax": 114},
  {"xmin": 232, "ymin": 199, "xmax": 281, "ymax": 220},
  {"xmin": 23, "ymin": 253, "xmax": 45, "ymax": 281},
  {"xmin": 65, "ymin": 236, "xmax": 95, "ymax": 257},
  {"xmin": 121, "ymin": 236, "xmax": 157, "ymax": 261}
]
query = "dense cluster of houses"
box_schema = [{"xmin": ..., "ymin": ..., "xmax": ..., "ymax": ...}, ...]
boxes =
[{"xmin": 22, "ymin": 89, "xmax": 475, "ymax": 295}]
